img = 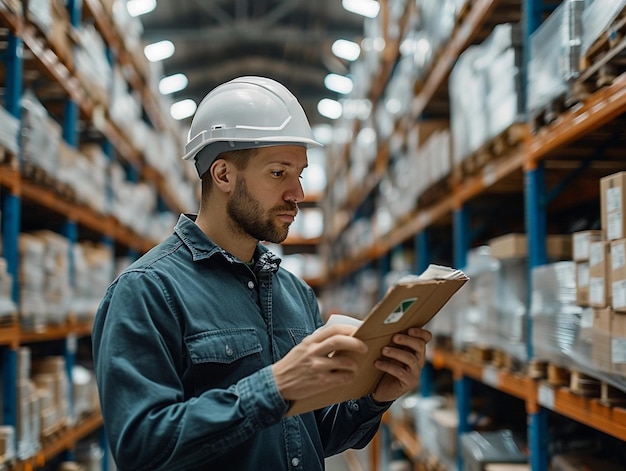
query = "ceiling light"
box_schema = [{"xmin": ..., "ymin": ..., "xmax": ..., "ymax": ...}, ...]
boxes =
[
  {"xmin": 127, "ymin": 0, "xmax": 156, "ymax": 17},
  {"xmin": 144, "ymin": 40, "xmax": 175, "ymax": 62},
  {"xmin": 159, "ymin": 73, "xmax": 188, "ymax": 95},
  {"xmin": 331, "ymin": 39, "xmax": 361, "ymax": 61},
  {"xmin": 342, "ymin": 0, "xmax": 380, "ymax": 19},
  {"xmin": 312, "ymin": 124, "xmax": 334, "ymax": 145},
  {"xmin": 324, "ymin": 74, "xmax": 354, "ymax": 95},
  {"xmin": 170, "ymin": 99, "xmax": 197, "ymax": 120},
  {"xmin": 317, "ymin": 99, "xmax": 343, "ymax": 120}
]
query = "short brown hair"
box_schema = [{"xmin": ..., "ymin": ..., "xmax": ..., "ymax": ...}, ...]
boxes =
[{"xmin": 201, "ymin": 147, "xmax": 259, "ymax": 196}]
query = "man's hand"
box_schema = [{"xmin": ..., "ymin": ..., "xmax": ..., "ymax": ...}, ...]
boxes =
[
  {"xmin": 272, "ymin": 324, "xmax": 368, "ymax": 402},
  {"xmin": 371, "ymin": 327, "xmax": 433, "ymax": 403}
]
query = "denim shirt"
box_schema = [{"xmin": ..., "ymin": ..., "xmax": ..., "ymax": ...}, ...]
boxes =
[{"xmin": 92, "ymin": 214, "xmax": 391, "ymax": 470}]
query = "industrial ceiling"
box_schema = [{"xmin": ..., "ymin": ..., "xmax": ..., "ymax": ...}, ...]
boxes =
[{"xmin": 139, "ymin": 0, "xmax": 366, "ymax": 126}]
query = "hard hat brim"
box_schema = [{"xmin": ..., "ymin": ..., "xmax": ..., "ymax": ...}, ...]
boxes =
[{"xmin": 182, "ymin": 136, "xmax": 323, "ymax": 162}]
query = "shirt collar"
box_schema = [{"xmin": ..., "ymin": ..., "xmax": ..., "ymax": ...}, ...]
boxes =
[{"xmin": 174, "ymin": 214, "xmax": 282, "ymax": 273}]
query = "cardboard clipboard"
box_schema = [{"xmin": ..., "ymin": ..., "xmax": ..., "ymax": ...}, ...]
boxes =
[{"xmin": 288, "ymin": 265, "xmax": 468, "ymax": 416}]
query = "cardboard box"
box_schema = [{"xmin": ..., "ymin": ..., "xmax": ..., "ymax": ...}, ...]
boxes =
[
  {"xmin": 588, "ymin": 241, "xmax": 610, "ymax": 307},
  {"xmin": 593, "ymin": 307, "xmax": 612, "ymax": 332},
  {"xmin": 572, "ymin": 230, "xmax": 603, "ymax": 261},
  {"xmin": 614, "ymin": 311, "xmax": 626, "ymax": 337},
  {"xmin": 610, "ymin": 239, "xmax": 626, "ymax": 312},
  {"xmin": 600, "ymin": 171, "xmax": 626, "ymax": 240},
  {"xmin": 592, "ymin": 330, "xmax": 612, "ymax": 374},
  {"xmin": 575, "ymin": 262, "xmax": 589, "ymax": 306},
  {"xmin": 592, "ymin": 308, "xmax": 612, "ymax": 373},
  {"xmin": 488, "ymin": 233, "xmax": 571, "ymax": 260},
  {"xmin": 612, "ymin": 313, "xmax": 626, "ymax": 376}
]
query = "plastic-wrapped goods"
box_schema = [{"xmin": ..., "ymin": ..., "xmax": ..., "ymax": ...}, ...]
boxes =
[
  {"xmin": 450, "ymin": 24, "xmax": 523, "ymax": 164},
  {"xmin": 57, "ymin": 142, "xmax": 109, "ymax": 214},
  {"xmin": 18, "ymin": 234, "xmax": 48, "ymax": 332},
  {"xmin": 581, "ymin": 0, "xmax": 626, "ymax": 58},
  {"xmin": 0, "ymin": 105, "xmax": 20, "ymax": 155},
  {"xmin": 18, "ymin": 231, "xmax": 72, "ymax": 329},
  {"xmin": 452, "ymin": 246, "xmax": 501, "ymax": 351},
  {"xmin": 72, "ymin": 242, "xmax": 115, "ymax": 322},
  {"xmin": 27, "ymin": 0, "xmax": 53, "ymax": 36},
  {"xmin": 0, "ymin": 257, "xmax": 16, "ymax": 321},
  {"xmin": 416, "ymin": 0, "xmax": 460, "ymax": 53},
  {"xmin": 460, "ymin": 430, "xmax": 527, "ymax": 471},
  {"xmin": 74, "ymin": 24, "xmax": 113, "ymax": 104},
  {"xmin": 530, "ymin": 262, "xmax": 584, "ymax": 366},
  {"xmin": 429, "ymin": 245, "xmax": 529, "ymax": 360},
  {"xmin": 527, "ymin": 0, "xmax": 585, "ymax": 116},
  {"xmin": 495, "ymin": 258, "xmax": 529, "ymax": 362},
  {"xmin": 20, "ymin": 90, "xmax": 61, "ymax": 179},
  {"xmin": 450, "ymin": 46, "xmax": 485, "ymax": 166}
]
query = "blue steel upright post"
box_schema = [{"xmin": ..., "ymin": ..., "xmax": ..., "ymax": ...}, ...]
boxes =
[
  {"xmin": 523, "ymin": 1, "xmax": 550, "ymax": 469},
  {"xmin": 452, "ymin": 206, "xmax": 470, "ymax": 471},
  {"xmin": 1, "ymin": 29, "xmax": 23, "ymax": 451}
]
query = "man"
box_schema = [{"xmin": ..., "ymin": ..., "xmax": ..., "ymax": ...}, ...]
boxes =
[{"xmin": 92, "ymin": 76, "xmax": 432, "ymax": 470}]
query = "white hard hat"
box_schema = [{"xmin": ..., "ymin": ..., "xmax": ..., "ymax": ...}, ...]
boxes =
[{"xmin": 182, "ymin": 76, "xmax": 323, "ymax": 177}]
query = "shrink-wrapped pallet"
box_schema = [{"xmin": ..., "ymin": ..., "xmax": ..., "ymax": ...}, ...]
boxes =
[
  {"xmin": 581, "ymin": 0, "xmax": 626, "ymax": 59},
  {"xmin": 450, "ymin": 23, "xmax": 523, "ymax": 164},
  {"xmin": 0, "ymin": 104, "xmax": 20, "ymax": 155},
  {"xmin": 527, "ymin": 0, "xmax": 585, "ymax": 117},
  {"xmin": 20, "ymin": 90, "xmax": 61, "ymax": 180}
]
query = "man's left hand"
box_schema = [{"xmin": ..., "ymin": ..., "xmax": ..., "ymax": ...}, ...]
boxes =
[{"xmin": 371, "ymin": 327, "xmax": 433, "ymax": 403}]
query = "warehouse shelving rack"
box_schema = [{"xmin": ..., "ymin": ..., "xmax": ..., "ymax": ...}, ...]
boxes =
[
  {"xmin": 0, "ymin": 1, "xmax": 190, "ymax": 469},
  {"xmin": 320, "ymin": 1, "xmax": 626, "ymax": 470}
]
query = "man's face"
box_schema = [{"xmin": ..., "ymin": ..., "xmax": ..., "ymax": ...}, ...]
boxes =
[{"xmin": 226, "ymin": 145, "xmax": 308, "ymax": 243}]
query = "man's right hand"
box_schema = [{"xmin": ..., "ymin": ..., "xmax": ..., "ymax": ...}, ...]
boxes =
[{"xmin": 271, "ymin": 324, "xmax": 368, "ymax": 402}]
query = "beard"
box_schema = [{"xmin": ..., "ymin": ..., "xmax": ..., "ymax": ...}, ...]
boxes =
[{"xmin": 226, "ymin": 177, "xmax": 297, "ymax": 243}]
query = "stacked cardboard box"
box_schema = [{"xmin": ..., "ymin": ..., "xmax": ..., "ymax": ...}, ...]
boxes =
[
  {"xmin": 575, "ymin": 171, "xmax": 626, "ymax": 378},
  {"xmin": 573, "ymin": 230, "xmax": 603, "ymax": 306}
]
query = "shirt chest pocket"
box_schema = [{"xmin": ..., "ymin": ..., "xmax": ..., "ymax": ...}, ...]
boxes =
[{"xmin": 185, "ymin": 328, "xmax": 264, "ymax": 395}]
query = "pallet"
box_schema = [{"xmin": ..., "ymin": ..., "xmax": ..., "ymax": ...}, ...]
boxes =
[
  {"xmin": 490, "ymin": 349, "xmax": 526, "ymax": 374},
  {"xmin": 417, "ymin": 175, "xmax": 453, "ymax": 209},
  {"xmin": 40, "ymin": 420, "xmax": 67, "ymax": 445},
  {"xmin": 569, "ymin": 370, "xmax": 602, "ymax": 397},
  {"xmin": 599, "ymin": 381, "xmax": 626, "ymax": 407},
  {"xmin": 542, "ymin": 363, "xmax": 626, "ymax": 402},
  {"xmin": 576, "ymin": 8, "xmax": 626, "ymax": 99},
  {"xmin": 527, "ymin": 359, "xmax": 548, "ymax": 380},
  {"xmin": 456, "ymin": 122, "xmax": 527, "ymax": 177},
  {"xmin": 0, "ymin": 147, "xmax": 17, "ymax": 170},
  {"xmin": 529, "ymin": 92, "xmax": 578, "ymax": 133},
  {"xmin": 464, "ymin": 344, "xmax": 495, "ymax": 364},
  {"xmin": 21, "ymin": 161, "xmax": 78, "ymax": 203}
]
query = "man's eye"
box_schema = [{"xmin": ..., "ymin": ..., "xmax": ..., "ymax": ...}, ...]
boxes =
[{"xmin": 271, "ymin": 171, "xmax": 283, "ymax": 177}]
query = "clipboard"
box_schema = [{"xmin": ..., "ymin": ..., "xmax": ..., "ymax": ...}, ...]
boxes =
[{"xmin": 288, "ymin": 264, "xmax": 468, "ymax": 416}]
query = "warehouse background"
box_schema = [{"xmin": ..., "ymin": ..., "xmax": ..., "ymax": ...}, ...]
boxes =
[{"xmin": 1, "ymin": 0, "xmax": 626, "ymax": 470}]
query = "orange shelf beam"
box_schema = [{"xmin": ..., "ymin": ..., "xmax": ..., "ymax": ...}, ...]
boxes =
[
  {"xmin": 542, "ymin": 384, "xmax": 626, "ymax": 442},
  {"xmin": 528, "ymin": 73, "xmax": 626, "ymax": 164},
  {"xmin": 38, "ymin": 412, "xmax": 104, "ymax": 463}
]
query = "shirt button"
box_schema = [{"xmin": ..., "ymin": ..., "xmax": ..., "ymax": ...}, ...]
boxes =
[
  {"xmin": 291, "ymin": 457, "xmax": 300, "ymax": 467},
  {"xmin": 247, "ymin": 281, "xmax": 255, "ymax": 289},
  {"xmin": 351, "ymin": 402, "xmax": 360, "ymax": 411},
  {"xmin": 225, "ymin": 345, "xmax": 233, "ymax": 356}
]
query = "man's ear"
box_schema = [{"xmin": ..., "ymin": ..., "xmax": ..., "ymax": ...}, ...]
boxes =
[{"xmin": 210, "ymin": 160, "xmax": 233, "ymax": 190}]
